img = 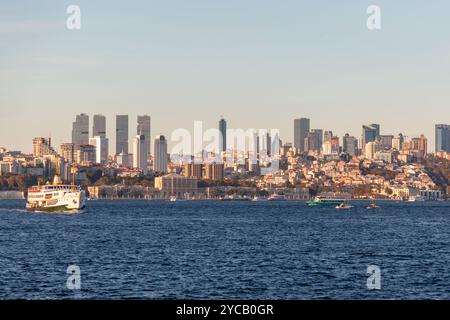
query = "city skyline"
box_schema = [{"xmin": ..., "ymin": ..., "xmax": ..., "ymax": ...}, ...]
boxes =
[
  {"xmin": 0, "ymin": 111, "xmax": 446, "ymax": 156},
  {"xmin": 1, "ymin": 1, "xmax": 449, "ymax": 152}
]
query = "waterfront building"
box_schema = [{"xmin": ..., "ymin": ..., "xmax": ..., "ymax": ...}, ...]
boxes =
[
  {"xmin": 72, "ymin": 113, "xmax": 89, "ymax": 145},
  {"xmin": 294, "ymin": 118, "xmax": 310, "ymax": 153},
  {"xmin": 93, "ymin": 114, "xmax": 106, "ymax": 138},
  {"xmin": 154, "ymin": 173, "xmax": 198, "ymax": 197},
  {"xmin": 116, "ymin": 115, "xmax": 129, "ymax": 155},
  {"xmin": 133, "ymin": 134, "xmax": 148, "ymax": 174},
  {"xmin": 137, "ymin": 115, "xmax": 151, "ymax": 157},
  {"xmin": 154, "ymin": 135, "xmax": 168, "ymax": 173},
  {"xmin": 89, "ymin": 136, "xmax": 109, "ymax": 164}
]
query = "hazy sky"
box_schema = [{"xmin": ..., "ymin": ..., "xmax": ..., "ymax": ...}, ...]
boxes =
[{"xmin": 1, "ymin": 0, "xmax": 449, "ymax": 153}]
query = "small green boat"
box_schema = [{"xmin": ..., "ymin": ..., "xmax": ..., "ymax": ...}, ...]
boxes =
[{"xmin": 307, "ymin": 196, "xmax": 345, "ymax": 206}]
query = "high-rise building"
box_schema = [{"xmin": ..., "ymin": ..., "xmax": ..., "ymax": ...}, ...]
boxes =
[
  {"xmin": 294, "ymin": 118, "xmax": 310, "ymax": 152},
  {"xmin": 370, "ymin": 123, "xmax": 380, "ymax": 137},
  {"xmin": 361, "ymin": 124, "xmax": 379, "ymax": 148},
  {"xmin": 133, "ymin": 134, "xmax": 148, "ymax": 174},
  {"xmin": 89, "ymin": 136, "xmax": 109, "ymax": 164},
  {"xmin": 184, "ymin": 163, "xmax": 203, "ymax": 179},
  {"xmin": 75, "ymin": 144, "xmax": 96, "ymax": 164},
  {"xmin": 72, "ymin": 113, "xmax": 89, "ymax": 145},
  {"xmin": 137, "ymin": 115, "xmax": 151, "ymax": 157},
  {"xmin": 365, "ymin": 141, "xmax": 383, "ymax": 160},
  {"xmin": 343, "ymin": 134, "xmax": 358, "ymax": 156},
  {"xmin": 154, "ymin": 135, "xmax": 168, "ymax": 173},
  {"xmin": 93, "ymin": 114, "xmax": 106, "ymax": 138},
  {"xmin": 331, "ymin": 136, "xmax": 340, "ymax": 154},
  {"xmin": 392, "ymin": 133, "xmax": 404, "ymax": 151},
  {"xmin": 259, "ymin": 131, "xmax": 272, "ymax": 156},
  {"xmin": 116, "ymin": 115, "xmax": 129, "ymax": 155},
  {"xmin": 323, "ymin": 130, "xmax": 333, "ymax": 147},
  {"xmin": 205, "ymin": 162, "xmax": 224, "ymax": 181},
  {"xmin": 115, "ymin": 153, "xmax": 133, "ymax": 167},
  {"xmin": 219, "ymin": 118, "xmax": 227, "ymax": 152},
  {"xmin": 311, "ymin": 129, "xmax": 323, "ymax": 149},
  {"xmin": 378, "ymin": 135, "xmax": 394, "ymax": 150},
  {"xmin": 412, "ymin": 134, "xmax": 428, "ymax": 159},
  {"xmin": 60, "ymin": 143, "xmax": 75, "ymax": 164},
  {"xmin": 435, "ymin": 124, "xmax": 450, "ymax": 152},
  {"xmin": 305, "ymin": 131, "xmax": 321, "ymax": 153},
  {"xmin": 33, "ymin": 137, "xmax": 55, "ymax": 157}
]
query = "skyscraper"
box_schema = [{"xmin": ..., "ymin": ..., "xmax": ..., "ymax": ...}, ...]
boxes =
[
  {"xmin": 219, "ymin": 118, "xmax": 227, "ymax": 152},
  {"xmin": 116, "ymin": 115, "xmax": 129, "ymax": 155},
  {"xmin": 137, "ymin": 115, "xmax": 151, "ymax": 157},
  {"xmin": 294, "ymin": 118, "xmax": 310, "ymax": 152},
  {"xmin": 370, "ymin": 123, "xmax": 380, "ymax": 137},
  {"xmin": 305, "ymin": 131, "xmax": 321, "ymax": 153},
  {"xmin": 378, "ymin": 135, "xmax": 394, "ymax": 150},
  {"xmin": 89, "ymin": 136, "xmax": 109, "ymax": 164},
  {"xmin": 154, "ymin": 135, "xmax": 168, "ymax": 173},
  {"xmin": 311, "ymin": 129, "xmax": 323, "ymax": 149},
  {"xmin": 435, "ymin": 124, "xmax": 450, "ymax": 152},
  {"xmin": 72, "ymin": 113, "xmax": 89, "ymax": 145},
  {"xmin": 365, "ymin": 141, "xmax": 383, "ymax": 160},
  {"xmin": 343, "ymin": 134, "xmax": 358, "ymax": 156},
  {"xmin": 93, "ymin": 114, "xmax": 106, "ymax": 138},
  {"xmin": 133, "ymin": 134, "xmax": 148, "ymax": 174},
  {"xmin": 361, "ymin": 124, "xmax": 379, "ymax": 148},
  {"xmin": 392, "ymin": 133, "xmax": 405, "ymax": 151}
]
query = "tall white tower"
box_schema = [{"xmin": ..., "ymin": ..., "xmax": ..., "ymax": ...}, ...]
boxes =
[{"xmin": 133, "ymin": 134, "xmax": 148, "ymax": 174}]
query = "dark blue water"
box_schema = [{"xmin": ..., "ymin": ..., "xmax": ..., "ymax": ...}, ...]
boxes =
[{"xmin": 0, "ymin": 200, "xmax": 449, "ymax": 299}]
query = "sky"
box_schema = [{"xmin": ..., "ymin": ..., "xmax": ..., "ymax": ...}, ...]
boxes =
[{"xmin": 0, "ymin": 0, "xmax": 449, "ymax": 153}]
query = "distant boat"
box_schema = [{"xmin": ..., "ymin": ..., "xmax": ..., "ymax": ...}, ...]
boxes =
[
  {"xmin": 336, "ymin": 202, "xmax": 354, "ymax": 210},
  {"xmin": 169, "ymin": 196, "xmax": 177, "ymax": 202},
  {"xmin": 408, "ymin": 195, "xmax": 425, "ymax": 202},
  {"xmin": 252, "ymin": 196, "xmax": 267, "ymax": 202},
  {"xmin": 307, "ymin": 196, "xmax": 345, "ymax": 207},
  {"xmin": 221, "ymin": 195, "xmax": 251, "ymax": 201},
  {"xmin": 366, "ymin": 203, "xmax": 379, "ymax": 209},
  {"xmin": 267, "ymin": 194, "xmax": 286, "ymax": 201}
]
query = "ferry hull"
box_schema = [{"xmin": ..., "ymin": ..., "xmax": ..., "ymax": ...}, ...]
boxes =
[
  {"xmin": 306, "ymin": 200, "xmax": 345, "ymax": 206},
  {"xmin": 26, "ymin": 204, "xmax": 85, "ymax": 213}
]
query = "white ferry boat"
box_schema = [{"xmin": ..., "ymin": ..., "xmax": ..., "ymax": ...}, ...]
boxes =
[
  {"xmin": 267, "ymin": 194, "xmax": 286, "ymax": 201},
  {"xmin": 26, "ymin": 175, "xmax": 86, "ymax": 213}
]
